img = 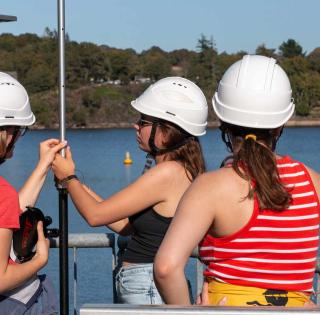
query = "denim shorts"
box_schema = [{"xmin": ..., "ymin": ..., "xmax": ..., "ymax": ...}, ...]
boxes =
[
  {"xmin": 0, "ymin": 274, "xmax": 58, "ymax": 315},
  {"xmin": 116, "ymin": 263, "xmax": 164, "ymax": 305}
]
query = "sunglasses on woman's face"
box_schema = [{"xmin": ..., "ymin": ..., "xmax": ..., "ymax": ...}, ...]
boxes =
[{"xmin": 136, "ymin": 117, "xmax": 154, "ymax": 127}]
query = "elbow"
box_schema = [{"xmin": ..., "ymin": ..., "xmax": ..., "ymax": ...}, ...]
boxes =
[
  {"xmin": 86, "ymin": 215, "xmax": 103, "ymax": 227},
  {"xmin": 154, "ymin": 255, "xmax": 178, "ymax": 283}
]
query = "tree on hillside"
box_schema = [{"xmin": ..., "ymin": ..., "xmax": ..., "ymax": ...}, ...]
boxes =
[
  {"xmin": 188, "ymin": 34, "xmax": 218, "ymax": 94},
  {"xmin": 307, "ymin": 48, "xmax": 320, "ymax": 72},
  {"xmin": 255, "ymin": 44, "xmax": 276, "ymax": 57},
  {"xmin": 279, "ymin": 39, "xmax": 304, "ymax": 58},
  {"xmin": 280, "ymin": 56, "xmax": 318, "ymax": 116},
  {"xmin": 107, "ymin": 48, "xmax": 138, "ymax": 84},
  {"xmin": 140, "ymin": 46, "xmax": 171, "ymax": 81}
]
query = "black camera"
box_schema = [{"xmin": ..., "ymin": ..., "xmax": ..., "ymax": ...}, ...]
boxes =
[{"xmin": 12, "ymin": 206, "xmax": 59, "ymax": 263}]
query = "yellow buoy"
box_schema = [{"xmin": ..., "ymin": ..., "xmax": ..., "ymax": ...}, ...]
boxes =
[{"xmin": 123, "ymin": 151, "xmax": 133, "ymax": 165}]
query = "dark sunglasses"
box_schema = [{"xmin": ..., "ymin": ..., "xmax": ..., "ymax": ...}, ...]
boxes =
[{"xmin": 136, "ymin": 118, "xmax": 154, "ymax": 127}]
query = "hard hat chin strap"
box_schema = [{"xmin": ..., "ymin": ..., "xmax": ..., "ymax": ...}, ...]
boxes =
[
  {"xmin": 148, "ymin": 122, "xmax": 194, "ymax": 156},
  {"xmin": 142, "ymin": 153, "xmax": 155, "ymax": 174}
]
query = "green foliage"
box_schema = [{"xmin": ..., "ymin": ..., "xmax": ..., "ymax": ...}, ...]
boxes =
[
  {"xmin": 279, "ymin": 39, "xmax": 304, "ymax": 58},
  {"xmin": 82, "ymin": 89, "xmax": 102, "ymax": 109},
  {"xmin": 72, "ymin": 108, "xmax": 87, "ymax": 127},
  {"xmin": 307, "ymin": 48, "xmax": 320, "ymax": 72},
  {"xmin": 0, "ymin": 30, "xmax": 319, "ymax": 127},
  {"xmin": 296, "ymin": 103, "xmax": 310, "ymax": 116},
  {"xmin": 140, "ymin": 46, "xmax": 171, "ymax": 80},
  {"xmin": 255, "ymin": 44, "xmax": 276, "ymax": 57}
]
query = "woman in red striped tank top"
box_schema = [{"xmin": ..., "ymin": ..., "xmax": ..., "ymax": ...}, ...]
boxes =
[{"xmin": 154, "ymin": 55, "xmax": 320, "ymax": 307}]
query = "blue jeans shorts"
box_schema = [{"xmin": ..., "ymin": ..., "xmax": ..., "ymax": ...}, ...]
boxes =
[
  {"xmin": 115, "ymin": 263, "xmax": 164, "ymax": 305},
  {"xmin": 0, "ymin": 275, "xmax": 58, "ymax": 315}
]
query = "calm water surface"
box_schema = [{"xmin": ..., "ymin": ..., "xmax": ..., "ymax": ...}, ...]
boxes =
[{"xmin": 2, "ymin": 127, "xmax": 320, "ymax": 311}]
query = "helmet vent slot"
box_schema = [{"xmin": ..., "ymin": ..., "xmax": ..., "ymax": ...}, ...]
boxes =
[
  {"xmin": 166, "ymin": 111, "xmax": 176, "ymax": 116},
  {"xmin": 172, "ymin": 82, "xmax": 187, "ymax": 88},
  {"xmin": 0, "ymin": 82, "xmax": 15, "ymax": 86},
  {"xmin": 5, "ymin": 116, "xmax": 14, "ymax": 118}
]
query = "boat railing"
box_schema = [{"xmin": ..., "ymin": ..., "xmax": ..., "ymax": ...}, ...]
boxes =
[{"xmin": 49, "ymin": 233, "xmax": 320, "ymax": 315}]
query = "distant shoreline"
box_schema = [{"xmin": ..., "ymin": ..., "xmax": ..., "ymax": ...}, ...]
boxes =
[{"xmin": 30, "ymin": 119, "xmax": 320, "ymax": 130}]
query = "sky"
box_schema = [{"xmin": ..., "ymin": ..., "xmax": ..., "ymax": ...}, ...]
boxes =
[{"xmin": 1, "ymin": 0, "xmax": 319, "ymax": 54}]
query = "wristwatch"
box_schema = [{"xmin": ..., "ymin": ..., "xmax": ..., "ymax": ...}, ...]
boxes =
[{"xmin": 59, "ymin": 174, "xmax": 79, "ymax": 188}]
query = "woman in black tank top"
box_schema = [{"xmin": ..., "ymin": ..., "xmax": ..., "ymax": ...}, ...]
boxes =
[{"xmin": 52, "ymin": 77, "xmax": 208, "ymax": 304}]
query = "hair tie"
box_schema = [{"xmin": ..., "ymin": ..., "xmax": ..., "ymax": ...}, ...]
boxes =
[{"xmin": 245, "ymin": 134, "xmax": 257, "ymax": 141}]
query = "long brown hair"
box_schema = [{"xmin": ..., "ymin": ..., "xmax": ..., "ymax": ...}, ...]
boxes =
[
  {"xmin": 0, "ymin": 129, "xmax": 7, "ymax": 157},
  {"xmin": 220, "ymin": 122, "xmax": 291, "ymax": 211},
  {"xmin": 158, "ymin": 122, "xmax": 205, "ymax": 181}
]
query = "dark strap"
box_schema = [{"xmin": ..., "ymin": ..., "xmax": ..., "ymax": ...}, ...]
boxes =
[
  {"xmin": 148, "ymin": 122, "xmax": 194, "ymax": 156},
  {"xmin": 142, "ymin": 154, "xmax": 154, "ymax": 174}
]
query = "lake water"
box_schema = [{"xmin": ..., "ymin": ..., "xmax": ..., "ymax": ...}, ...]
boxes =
[{"xmin": 1, "ymin": 127, "xmax": 320, "ymax": 311}]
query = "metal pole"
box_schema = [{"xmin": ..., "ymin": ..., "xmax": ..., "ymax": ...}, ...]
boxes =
[{"xmin": 57, "ymin": 0, "xmax": 69, "ymax": 314}]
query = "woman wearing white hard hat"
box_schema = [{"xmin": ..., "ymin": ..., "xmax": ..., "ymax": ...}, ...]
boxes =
[
  {"xmin": 154, "ymin": 55, "xmax": 320, "ymax": 307},
  {"xmin": 0, "ymin": 72, "xmax": 66, "ymax": 314},
  {"xmin": 52, "ymin": 77, "xmax": 208, "ymax": 304}
]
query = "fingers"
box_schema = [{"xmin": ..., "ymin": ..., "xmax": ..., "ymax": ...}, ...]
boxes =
[
  {"xmin": 40, "ymin": 138, "xmax": 60, "ymax": 148},
  {"xmin": 201, "ymin": 281, "xmax": 209, "ymax": 305},
  {"xmin": 40, "ymin": 138, "xmax": 67, "ymax": 150},
  {"xmin": 37, "ymin": 221, "xmax": 45, "ymax": 241},
  {"xmin": 65, "ymin": 146, "xmax": 73, "ymax": 160},
  {"xmin": 217, "ymin": 296, "xmax": 227, "ymax": 306},
  {"xmin": 51, "ymin": 140, "xmax": 68, "ymax": 154},
  {"xmin": 304, "ymin": 300, "xmax": 316, "ymax": 307}
]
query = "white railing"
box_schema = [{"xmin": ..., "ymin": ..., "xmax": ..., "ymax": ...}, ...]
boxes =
[{"xmin": 79, "ymin": 304, "xmax": 320, "ymax": 315}]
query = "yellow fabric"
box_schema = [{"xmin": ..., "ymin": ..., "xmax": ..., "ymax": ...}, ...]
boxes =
[{"xmin": 207, "ymin": 279, "xmax": 310, "ymax": 307}]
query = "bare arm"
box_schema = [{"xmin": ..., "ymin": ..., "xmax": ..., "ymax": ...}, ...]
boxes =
[
  {"xmin": 81, "ymin": 184, "xmax": 132, "ymax": 235},
  {"xmin": 0, "ymin": 222, "xmax": 49, "ymax": 294},
  {"xmin": 19, "ymin": 139, "xmax": 67, "ymax": 210},
  {"xmin": 52, "ymin": 146, "xmax": 171, "ymax": 227},
  {"xmin": 154, "ymin": 173, "xmax": 217, "ymax": 304}
]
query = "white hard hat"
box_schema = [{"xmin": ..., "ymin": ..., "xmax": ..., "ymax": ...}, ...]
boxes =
[
  {"xmin": 0, "ymin": 72, "xmax": 35, "ymax": 127},
  {"xmin": 212, "ymin": 55, "xmax": 295, "ymax": 129},
  {"xmin": 131, "ymin": 77, "xmax": 208, "ymax": 136}
]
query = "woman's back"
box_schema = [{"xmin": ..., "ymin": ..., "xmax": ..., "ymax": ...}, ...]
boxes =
[{"xmin": 200, "ymin": 155, "xmax": 320, "ymax": 292}]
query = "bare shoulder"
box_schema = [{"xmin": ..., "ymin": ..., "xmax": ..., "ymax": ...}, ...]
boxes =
[
  {"xmin": 136, "ymin": 160, "xmax": 185, "ymax": 189},
  {"xmin": 151, "ymin": 160, "xmax": 186, "ymax": 179},
  {"xmin": 187, "ymin": 167, "xmax": 238, "ymax": 199}
]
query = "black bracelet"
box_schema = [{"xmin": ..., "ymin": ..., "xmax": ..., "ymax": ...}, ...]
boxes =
[{"xmin": 60, "ymin": 174, "xmax": 79, "ymax": 188}]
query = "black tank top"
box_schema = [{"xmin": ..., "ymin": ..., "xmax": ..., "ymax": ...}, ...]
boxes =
[{"xmin": 123, "ymin": 207, "xmax": 172, "ymax": 263}]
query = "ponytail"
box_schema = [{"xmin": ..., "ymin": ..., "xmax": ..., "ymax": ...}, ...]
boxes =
[{"xmin": 221, "ymin": 123, "xmax": 291, "ymax": 211}]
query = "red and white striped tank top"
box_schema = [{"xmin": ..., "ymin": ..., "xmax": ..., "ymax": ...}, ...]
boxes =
[{"xmin": 199, "ymin": 156, "xmax": 320, "ymax": 292}]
